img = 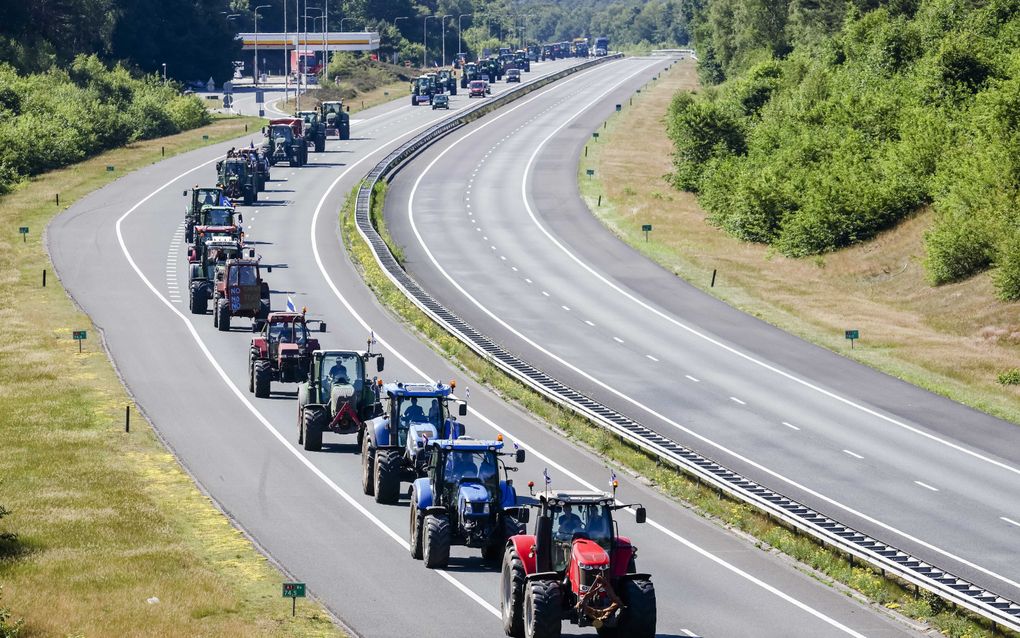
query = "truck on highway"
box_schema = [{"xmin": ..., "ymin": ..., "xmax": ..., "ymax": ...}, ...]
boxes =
[{"xmin": 594, "ymin": 36, "xmax": 609, "ymax": 56}]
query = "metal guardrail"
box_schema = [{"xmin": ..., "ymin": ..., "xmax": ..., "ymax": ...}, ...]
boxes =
[{"xmin": 351, "ymin": 56, "xmax": 1020, "ymax": 633}]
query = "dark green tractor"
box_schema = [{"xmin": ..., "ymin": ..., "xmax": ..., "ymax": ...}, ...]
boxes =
[
  {"xmin": 297, "ymin": 110, "xmax": 326, "ymax": 153},
  {"xmin": 183, "ymin": 187, "xmax": 227, "ymax": 243},
  {"xmin": 436, "ymin": 69, "xmax": 458, "ymax": 96},
  {"xmin": 296, "ymin": 343, "xmax": 385, "ymax": 451},
  {"xmin": 216, "ymin": 157, "xmax": 258, "ymax": 205},
  {"xmin": 460, "ymin": 62, "xmax": 480, "ymax": 89},
  {"xmin": 320, "ymin": 101, "xmax": 350, "ymax": 140}
]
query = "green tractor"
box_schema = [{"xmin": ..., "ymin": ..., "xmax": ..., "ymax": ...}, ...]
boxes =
[
  {"xmin": 320, "ymin": 101, "xmax": 350, "ymax": 140},
  {"xmin": 480, "ymin": 58, "xmax": 503, "ymax": 82},
  {"xmin": 262, "ymin": 120, "xmax": 307, "ymax": 167},
  {"xmin": 436, "ymin": 69, "xmax": 458, "ymax": 96},
  {"xmin": 297, "ymin": 110, "xmax": 327, "ymax": 153},
  {"xmin": 187, "ymin": 235, "xmax": 246, "ymax": 315},
  {"xmin": 296, "ymin": 339, "xmax": 385, "ymax": 451},
  {"xmin": 411, "ymin": 76, "xmax": 435, "ymax": 106},
  {"xmin": 183, "ymin": 187, "xmax": 228, "ymax": 243},
  {"xmin": 460, "ymin": 62, "xmax": 480, "ymax": 89},
  {"xmin": 215, "ymin": 157, "xmax": 258, "ymax": 205}
]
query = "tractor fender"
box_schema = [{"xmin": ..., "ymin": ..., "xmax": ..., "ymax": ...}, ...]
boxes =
[
  {"xmin": 369, "ymin": 417, "xmax": 391, "ymax": 447},
  {"xmin": 412, "ymin": 477, "xmax": 432, "ymax": 509},
  {"xmin": 251, "ymin": 337, "xmax": 269, "ymax": 358},
  {"xmin": 508, "ymin": 534, "xmax": 538, "ymax": 575},
  {"xmin": 499, "ymin": 481, "xmax": 518, "ymax": 508},
  {"xmin": 611, "ymin": 536, "xmax": 635, "ymax": 577},
  {"xmin": 424, "ymin": 506, "xmax": 446, "ymax": 517},
  {"xmin": 524, "ymin": 571, "xmax": 560, "ymax": 582},
  {"xmin": 296, "ymin": 382, "xmax": 310, "ymax": 408}
]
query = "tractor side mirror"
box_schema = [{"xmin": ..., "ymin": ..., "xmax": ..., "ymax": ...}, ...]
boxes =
[
  {"xmin": 319, "ymin": 321, "xmax": 327, "ymax": 332},
  {"xmin": 515, "ymin": 448, "xmax": 526, "ymax": 463},
  {"xmin": 635, "ymin": 507, "xmax": 647, "ymax": 524},
  {"xmin": 346, "ymin": 105, "xmax": 350, "ymax": 112},
  {"xmin": 237, "ymin": 213, "xmax": 243, "ymax": 222},
  {"xmin": 517, "ymin": 507, "xmax": 530, "ymax": 524},
  {"xmin": 376, "ymin": 356, "xmax": 385, "ymax": 372},
  {"xmin": 261, "ymin": 126, "xmax": 267, "ymax": 136},
  {"xmin": 249, "ymin": 249, "xmax": 255, "ymax": 258},
  {"xmin": 458, "ymin": 401, "xmax": 468, "ymax": 417},
  {"xmin": 266, "ymin": 265, "xmax": 272, "ymax": 273},
  {"xmin": 183, "ymin": 190, "xmax": 188, "ymax": 196}
]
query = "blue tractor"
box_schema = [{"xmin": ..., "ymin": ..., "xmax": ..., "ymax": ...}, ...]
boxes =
[
  {"xmin": 361, "ymin": 381, "xmax": 468, "ymax": 504},
  {"xmin": 409, "ymin": 437, "xmax": 528, "ymax": 568}
]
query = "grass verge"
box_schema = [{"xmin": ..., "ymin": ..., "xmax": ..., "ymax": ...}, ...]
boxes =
[
  {"xmin": 341, "ymin": 172, "xmax": 1011, "ymax": 637},
  {"xmin": 277, "ymin": 80, "xmax": 411, "ymax": 116},
  {"xmin": 0, "ymin": 115, "xmax": 343, "ymax": 637},
  {"xmin": 578, "ymin": 59, "xmax": 1020, "ymax": 426}
]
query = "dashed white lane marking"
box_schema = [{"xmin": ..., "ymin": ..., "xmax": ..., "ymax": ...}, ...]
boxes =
[
  {"xmin": 561, "ymin": 305, "xmax": 570, "ymax": 311},
  {"xmin": 914, "ymin": 481, "xmax": 939, "ymax": 492},
  {"xmin": 646, "ymin": 355, "xmax": 659, "ymax": 362},
  {"xmin": 843, "ymin": 450, "xmax": 864, "ymax": 460},
  {"xmin": 500, "ymin": 255, "xmax": 507, "ymax": 261},
  {"xmin": 613, "ymin": 336, "xmax": 624, "ymax": 344},
  {"xmin": 584, "ymin": 320, "xmax": 595, "ymax": 326},
  {"xmin": 511, "ymin": 266, "xmax": 518, "ymax": 272},
  {"xmin": 1001, "ymin": 517, "xmax": 1020, "ymax": 528},
  {"xmin": 685, "ymin": 375, "xmax": 700, "ymax": 382},
  {"xmin": 783, "ymin": 421, "xmax": 801, "ymax": 431},
  {"xmin": 730, "ymin": 397, "xmax": 746, "ymax": 405},
  {"xmin": 541, "ymin": 291, "xmax": 550, "ymax": 297},
  {"xmin": 524, "ymin": 278, "xmax": 532, "ymax": 284}
]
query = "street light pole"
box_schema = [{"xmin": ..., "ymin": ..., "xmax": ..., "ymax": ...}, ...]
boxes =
[
  {"xmin": 441, "ymin": 15, "xmax": 452, "ymax": 67},
  {"xmin": 393, "ymin": 16, "xmax": 409, "ymax": 64},
  {"xmin": 284, "ymin": 0, "xmax": 289, "ymax": 103},
  {"xmin": 161, "ymin": 62, "xmax": 166, "ymax": 84},
  {"xmin": 303, "ymin": 6, "xmax": 322, "ymax": 102},
  {"xmin": 423, "ymin": 16, "xmax": 438, "ymax": 68},
  {"xmin": 457, "ymin": 14, "xmax": 471, "ymax": 59},
  {"xmin": 254, "ymin": 5, "xmax": 270, "ymax": 86},
  {"xmin": 295, "ymin": 0, "xmax": 301, "ymax": 111}
]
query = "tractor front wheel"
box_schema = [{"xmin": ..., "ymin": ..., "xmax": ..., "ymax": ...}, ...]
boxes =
[
  {"xmin": 302, "ymin": 406, "xmax": 325, "ymax": 451},
  {"xmin": 253, "ymin": 360, "xmax": 271, "ymax": 398},
  {"xmin": 409, "ymin": 494, "xmax": 424, "ymax": 560},
  {"xmin": 361, "ymin": 436, "xmax": 375, "ymax": 496},
  {"xmin": 524, "ymin": 580, "xmax": 561, "ymax": 638},
  {"xmin": 614, "ymin": 579, "xmax": 656, "ymax": 638},
  {"xmin": 216, "ymin": 298, "xmax": 231, "ymax": 331},
  {"xmin": 501, "ymin": 546, "xmax": 526, "ymax": 637},
  {"xmin": 373, "ymin": 448, "xmax": 401, "ymax": 504},
  {"xmin": 423, "ymin": 513, "xmax": 450, "ymax": 568}
]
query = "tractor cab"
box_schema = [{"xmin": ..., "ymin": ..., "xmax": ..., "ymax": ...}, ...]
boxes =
[
  {"xmin": 212, "ymin": 258, "xmax": 270, "ymax": 331},
  {"xmin": 296, "ymin": 345, "xmax": 385, "ymax": 451},
  {"xmin": 266, "ymin": 314, "xmax": 313, "ymax": 360},
  {"xmin": 217, "ymin": 157, "xmax": 258, "ymax": 205},
  {"xmin": 249, "ymin": 312, "xmax": 324, "ymax": 398},
  {"xmin": 297, "ymin": 110, "xmax": 319, "ymax": 126},
  {"xmin": 319, "ymin": 100, "xmax": 350, "ymax": 139},
  {"xmin": 198, "ymin": 205, "xmax": 237, "ymax": 227},
  {"xmin": 411, "ymin": 76, "xmax": 435, "ymax": 105},
  {"xmin": 263, "ymin": 120, "xmax": 307, "ymax": 166},
  {"xmin": 184, "ymin": 187, "xmax": 230, "ymax": 242},
  {"xmin": 426, "ymin": 438, "xmax": 525, "ymax": 515}
]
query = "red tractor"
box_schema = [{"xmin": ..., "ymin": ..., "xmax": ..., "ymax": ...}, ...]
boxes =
[
  {"xmin": 248, "ymin": 311, "xmax": 325, "ymax": 398},
  {"xmin": 500, "ymin": 489, "xmax": 655, "ymax": 638},
  {"xmin": 211, "ymin": 258, "xmax": 271, "ymax": 332}
]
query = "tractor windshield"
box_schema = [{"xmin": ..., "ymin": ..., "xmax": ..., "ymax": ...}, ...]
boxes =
[
  {"xmin": 268, "ymin": 320, "xmax": 309, "ymax": 345},
  {"xmin": 273, "ymin": 126, "xmax": 293, "ymax": 143},
  {"xmin": 397, "ymin": 396, "xmax": 439, "ymax": 427},
  {"xmin": 205, "ymin": 208, "xmax": 233, "ymax": 226},
  {"xmin": 225, "ymin": 162, "xmax": 244, "ymax": 178},
  {"xmin": 551, "ymin": 502, "xmax": 613, "ymax": 558},
  {"xmin": 443, "ymin": 450, "xmax": 498, "ymax": 488},
  {"xmin": 229, "ymin": 264, "xmax": 257, "ymax": 286},
  {"xmin": 319, "ymin": 352, "xmax": 363, "ymax": 403},
  {"xmin": 198, "ymin": 189, "xmax": 220, "ymax": 207}
]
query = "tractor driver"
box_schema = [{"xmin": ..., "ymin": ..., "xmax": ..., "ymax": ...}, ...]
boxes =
[
  {"xmin": 402, "ymin": 397, "xmax": 427, "ymax": 425},
  {"xmin": 428, "ymin": 399, "xmax": 442, "ymax": 427},
  {"xmin": 555, "ymin": 504, "xmax": 583, "ymax": 538}
]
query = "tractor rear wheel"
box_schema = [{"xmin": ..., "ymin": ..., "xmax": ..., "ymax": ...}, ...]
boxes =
[
  {"xmin": 216, "ymin": 298, "xmax": 231, "ymax": 331},
  {"xmin": 361, "ymin": 436, "xmax": 375, "ymax": 496},
  {"xmin": 614, "ymin": 579, "xmax": 655, "ymax": 638},
  {"xmin": 315, "ymin": 137, "xmax": 325, "ymax": 153},
  {"xmin": 253, "ymin": 360, "xmax": 271, "ymax": 398},
  {"xmin": 486, "ymin": 515, "xmax": 525, "ymax": 560},
  {"xmin": 501, "ymin": 546, "xmax": 526, "ymax": 637},
  {"xmin": 423, "ymin": 513, "xmax": 451, "ymax": 568},
  {"xmin": 243, "ymin": 186, "xmax": 253, "ymax": 206},
  {"xmin": 373, "ymin": 448, "xmax": 401, "ymax": 504},
  {"xmin": 302, "ymin": 406, "xmax": 325, "ymax": 451},
  {"xmin": 409, "ymin": 494, "xmax": 424, "ymax": 560},
  {"xmin": 189, "ymin": 285, "xmax": 207, "ymax": 315},
  {"xmin": 248, "ymin": 350, "xmax": 256, "ymax": 392},
  {"xmin": 524, "ymin": 580, "xmax": 561, "ymax": 638}
]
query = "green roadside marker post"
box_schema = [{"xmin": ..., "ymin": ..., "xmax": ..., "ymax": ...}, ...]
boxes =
[
  {"xmin": 106, "ymin": 166, "xmax": 115, "ymax": 172},
  {"xmin": 73, "ymin": 330, "xmax": 87, "ymax": 353},
  {"xmin": 845, "ymin": 329, "xmax": 859, "ymax": 349},
  {"xmin": 19, "ymin": 226, "xmax": 28, "ymax": 242},
  {"xmin": 615, "ymin": 104, "xmax": 621, "ymax": 112},
  {"xmin": 586, "ymin": 169, "xmax": 594, "ymax": 179},
  {"xmin": 642, "ymin": 223, "xmax": 652, "ymax": 241},
  {"xmin": 282, "ymin": 582, "xmax": 305, "ymax": 616},
  {"xmin": 592, "ymin": 132, "xmax": 599, "ymax": 141}
]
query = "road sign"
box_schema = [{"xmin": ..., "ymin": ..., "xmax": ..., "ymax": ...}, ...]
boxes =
[
  {"xmin": 19, "ymin": 226, "xmax": 28, "ymax": 242},
  {"xmin": 845, "ymin": 329, "xmax": 859, "ymax": 349},
  {"xmin": 223, "ymin": 81, "xmax": 233, "ymax": 94},
  {"xmin": 255, "ymin": 90, "xmax": 265, "ymax": 104},
  {"xmin": 73, "ymin": 330, "xmax": 87, "ymax": 353},
  {"xmin": 586, "ymin": 169, "xmax": 595, "ymax": 178},
  {"xmin": 283, "ymin": 582, "xmax": 306, "ymax": 617},
  {"xmin": 642, "ymin": 224, "xmax": 653, "ymax": 242},
  {"xmin": 615, "ymin": 104, "xmax": 622, "ymax": 111}
]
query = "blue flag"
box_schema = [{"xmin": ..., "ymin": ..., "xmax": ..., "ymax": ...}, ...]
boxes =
[
  {"xmin": 543, "ymin": 468, "xmax": 551, "ymax": 488},
  {"xmin": 286, "ymin": 296, "xmax": 296, "ymax": 312}
]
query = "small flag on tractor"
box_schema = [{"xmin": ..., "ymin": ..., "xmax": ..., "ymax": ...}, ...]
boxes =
[
  {"xmin": 543, "ymin": 468, "xmax": 551, "ymax": 489},
  {"xmin": 286, "ymin": 296, "xmax": 296, "ymax": 312}
]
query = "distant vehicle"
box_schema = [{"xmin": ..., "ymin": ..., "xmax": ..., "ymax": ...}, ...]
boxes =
[
  {"xmin": 594, "ymin": 36, "xmax": 609, "ymax": 56},
  {"xmin": 432, "ymin": 93, "xmax": 450, "ymax": 110},
  {"xmin": 469, "ymin": 80, "xmax": 489, "ymax": 97},
  {"xmin": 506, "ymin": 68, "xmax": 521, "ymax": 83}
]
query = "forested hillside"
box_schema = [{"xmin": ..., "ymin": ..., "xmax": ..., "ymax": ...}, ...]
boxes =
[{"xmin": 670, "ymin": 0, "xmax": 1020, "ymax": 300}]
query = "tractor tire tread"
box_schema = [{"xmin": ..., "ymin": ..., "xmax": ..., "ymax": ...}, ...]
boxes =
[{"xmin": 423, "ymin": 514, "xmax": 451, "ymax": 568}]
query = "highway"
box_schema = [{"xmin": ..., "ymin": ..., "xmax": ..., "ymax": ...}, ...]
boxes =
[
  {"xmin": 385, "ymin": 53, "xmax": 1020, "ymax": 606},
  {"xmin": 49, "ymin": 56, "xmax": 928, "ymax": 637}
]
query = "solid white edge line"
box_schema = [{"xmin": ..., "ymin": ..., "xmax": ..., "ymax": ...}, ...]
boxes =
[{"xmin": 402, "ymin": 59, "xmax": 869, "ymax": 636}]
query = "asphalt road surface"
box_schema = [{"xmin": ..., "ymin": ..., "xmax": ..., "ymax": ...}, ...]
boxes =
[
  {"xmin": 50, "ymin": 57, "xmax": 929, "ymax": 637},
  {"xmin": 385, "ymin": 53, "xmax": 1020, "ymax": 605}
]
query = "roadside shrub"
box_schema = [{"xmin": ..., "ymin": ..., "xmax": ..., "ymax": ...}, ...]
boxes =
[
  {"xmin": 0, "ymin": 585, "xmax": 22, "ymax": 638},
  {"xmin": 999, "ymin": 369, "xmax": 1020, "ymax": 385},
  {"xmin": 666, "ymin": 91, "xmax": 746, "ymax": 191},
  {"xmin": 993, "ymin": 233, "xmax": 1020, "ymax": 301},
  {"xmin": 0, "ymin": 55, "xmax": 209, "ymax": 194}
]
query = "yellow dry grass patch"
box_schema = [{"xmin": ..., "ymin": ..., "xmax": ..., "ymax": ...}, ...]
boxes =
[
  {"xmin": 278, "ymin": 79, "xmax": 411, "ymax": 116},
  {"xmin": 0, "ymin": 116, "xmax": 344, "ymax": 636},
  {"xmin": 580, "ymin": 59, "xmax": 1020, "ymax": 424}
]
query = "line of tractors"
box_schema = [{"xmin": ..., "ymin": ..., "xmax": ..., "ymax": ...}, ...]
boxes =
[
  {"xmin": 181, "ymin": 79, "xmax": 655, "ymax": 638},
  {"xmin": 411, "ymin": 47, "xmax": 535, "ymax": 106}
]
